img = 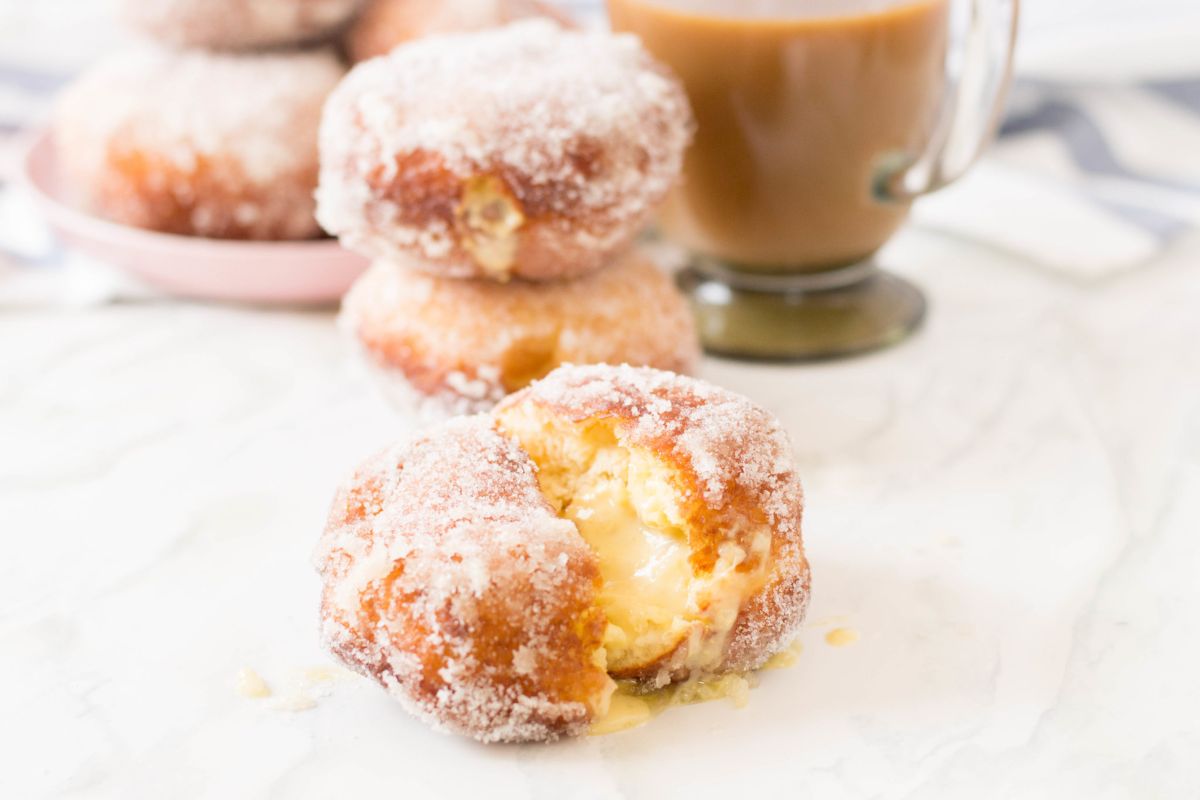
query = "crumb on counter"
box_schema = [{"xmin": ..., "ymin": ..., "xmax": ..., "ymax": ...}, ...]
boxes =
[
  {"xmin": 235, "ymin": 667, "xmax": 271, "ymax": 699},
  {"xmin": 825, "ymin": 628, "xmax": 860, "ymax": 647}
]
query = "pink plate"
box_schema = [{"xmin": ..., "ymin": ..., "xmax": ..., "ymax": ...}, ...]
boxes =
[{"xmin": 21, "ymin": 130, "xmax": 368, "ymax": 305}]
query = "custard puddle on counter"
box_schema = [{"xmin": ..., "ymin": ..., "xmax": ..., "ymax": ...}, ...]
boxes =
[{"xmin": 591, "ymin": 640, "xmax": 805, "ymax": 736}]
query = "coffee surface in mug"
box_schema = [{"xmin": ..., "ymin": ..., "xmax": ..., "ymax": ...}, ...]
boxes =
[{"xmin": 608, "ymin": 0, "xmax": 950, "ymax": 272}]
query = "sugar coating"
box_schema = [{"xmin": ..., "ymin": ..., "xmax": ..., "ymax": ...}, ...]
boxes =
[
  {"xmin": 315, "ymin": 417, "xmax": 610, "ymax": 742},
  {"xmin": 122, "ymin": 0, "xmax": 363, "ymax": 50},
  {"xmin": 317, "ymin": 20, "xmax": 695, "ymax": 279},
  {"xmin": 54, "ymin": 46, "xmax": 345, "ymax": 239},
  {"xmin": 341, "ymin": 250, "xmax": 700, "ymax": 420}
]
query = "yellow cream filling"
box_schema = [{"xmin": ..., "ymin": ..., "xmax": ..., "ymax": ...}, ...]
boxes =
[
  {"xmin": 561, "ymin": 446, "xmax": 693, "ymax": 673},
  {"xmin": 589, "ymin": 674, "xmax": 755, "ymax": 736},
  {"xmin": 455, "ymin": 174, "xmax": 524, "ymax": 279},
  {"xmin": 495, "ymin": 411, "xmax": 774, "ymax": 688},
  {"xmin": 590, "ymin": 639, "xmax": 806, "ymax": 735},
  {"xmin": 590, "ymin": 691, "xmax": 654, "ymax": 736}
]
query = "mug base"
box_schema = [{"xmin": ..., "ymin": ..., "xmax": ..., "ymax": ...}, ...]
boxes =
[{"xmin": 677, "ymin": 257, "xmax": 926, "ymax": 361}]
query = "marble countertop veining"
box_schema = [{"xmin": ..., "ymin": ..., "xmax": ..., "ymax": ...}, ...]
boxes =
[
  {"xmin": 3, "ymin": 224, "xmax": 1199, "ymax": 799},
  {"xmin": 4, "ymin": 2, "xmax": 1200, "ymax": 795}
]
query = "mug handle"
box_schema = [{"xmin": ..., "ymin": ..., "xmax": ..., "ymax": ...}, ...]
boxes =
[{"xmin": 875, "ymin": 0, "xmax": 1021, "ymax": 202}]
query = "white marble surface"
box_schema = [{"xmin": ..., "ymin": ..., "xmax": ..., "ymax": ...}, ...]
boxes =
[
  {"xmin": 4, "ymin": 2, "xmax": 1200, "ymax": 797},
  {"xmin": 3, "ymin": 220, "xmax": 1199, "ymax": 798}
]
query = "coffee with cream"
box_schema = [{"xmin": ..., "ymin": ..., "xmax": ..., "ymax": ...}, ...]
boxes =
[{"xmin": 608, "ymin": 0, "xmax": 950, "ymax": 272}]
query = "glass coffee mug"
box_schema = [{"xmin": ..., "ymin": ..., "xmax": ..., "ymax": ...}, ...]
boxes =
[{"xmin": 608, "ymin": 0, "xmax": 1020, "ymax": 359}]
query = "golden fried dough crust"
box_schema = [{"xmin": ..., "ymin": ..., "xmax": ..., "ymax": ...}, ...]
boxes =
[
  {"xmin": 54, "ymin": 47, "xmax": 344, "ymax": 240},
  {"xmin": 315, "ymin": 417, "xmax": 613, "ymax": 742},
  {"xmin": 341, "ymin": 250, "xmax": 699, "ymax": 419}
]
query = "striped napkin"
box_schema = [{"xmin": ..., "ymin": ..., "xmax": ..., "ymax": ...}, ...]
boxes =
[{"xmin": 912, "ymin": 76, "xmax": 1200, "ymax": 280}]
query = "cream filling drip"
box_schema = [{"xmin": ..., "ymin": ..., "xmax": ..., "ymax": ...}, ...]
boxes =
[
  {"xmin": 589, "ymin": 673, "xmax": 755, "ymax": 736},
  {"xmin": 562, "ymin": 453, "xmax": 693, "ymax": 673},
  {"xmin": 455, "ymin": 174, "xmax": 524, "ymax": 279},
  {"xmin": 590, "ymin": 636, "xmax": 805, "ymax": 735}
]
